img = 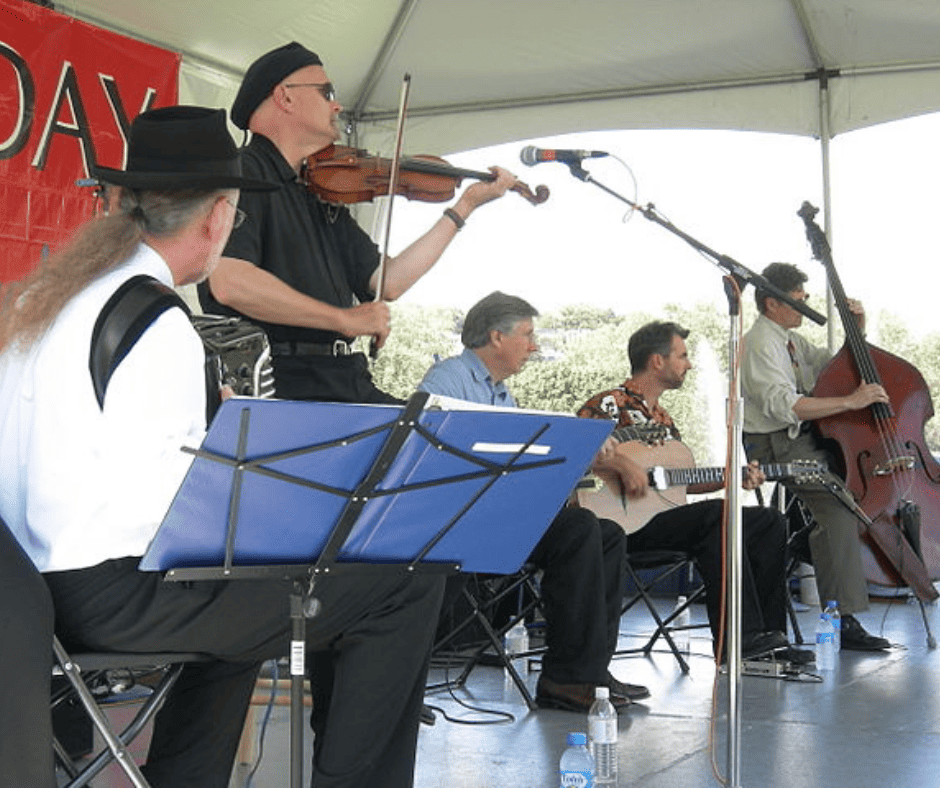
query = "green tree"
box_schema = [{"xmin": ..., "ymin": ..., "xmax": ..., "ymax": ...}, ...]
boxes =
[{"xmin": 368, "ymin": 300, "xmax": 940, "ymax": 460}]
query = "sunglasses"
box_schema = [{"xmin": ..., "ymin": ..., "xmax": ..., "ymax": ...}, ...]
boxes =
[{"xmin": 283, "ymin": 82, "xmax": 336, "ymax": 102}]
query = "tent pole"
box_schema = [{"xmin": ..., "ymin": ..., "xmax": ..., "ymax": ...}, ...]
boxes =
[{"xmin": 818, "ymin": 76, "xmax": 837, "ymax": 352}]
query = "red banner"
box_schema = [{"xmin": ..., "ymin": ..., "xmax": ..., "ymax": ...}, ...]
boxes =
[{"xmin": 0, "ymin": 0, "xmax": 179, "ymax": 280}]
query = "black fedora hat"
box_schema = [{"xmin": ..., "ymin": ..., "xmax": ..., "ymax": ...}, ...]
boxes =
[{"xmin": 94, "ymin": 106, "xmax": 278, "ymax": 191}]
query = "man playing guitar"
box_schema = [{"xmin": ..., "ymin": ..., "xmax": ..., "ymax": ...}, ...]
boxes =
[{"xmin": 578, "ymin": 320, "xmax": 809, "ymax": 663}]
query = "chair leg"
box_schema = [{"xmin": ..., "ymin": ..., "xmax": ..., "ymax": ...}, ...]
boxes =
[
  {"xmin": 784, "ymin": 556, "xmax": 805, "ymax": 645},
  {"xmin": 616, "ymin": 561, "xmax": 692, "ymax": 673},
  {"xmin": 428, "ymin": 572, "xmax": 542, "ymax": 709},
  {"xmin": 53, "ymin": 637, "xmax": 152, "ymax": 788}
]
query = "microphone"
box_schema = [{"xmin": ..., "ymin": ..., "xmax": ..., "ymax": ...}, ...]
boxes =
[{"xmin": 520, "ymin": 146, "xmax": 608, "ymax": 166}]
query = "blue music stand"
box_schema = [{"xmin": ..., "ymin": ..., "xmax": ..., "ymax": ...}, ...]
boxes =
[{"xmin": 141, "ymin": 391, "xmax": 612, "ymax": 788}]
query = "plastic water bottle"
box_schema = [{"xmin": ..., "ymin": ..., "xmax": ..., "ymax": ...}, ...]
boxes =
[
  {"xmin": 815, "ymin": 613, "xmax": 836, "ymax": 671},
  {"xmin": 588, "ymin": 687, "xmax": 617, "ymax": 786},
  {"xmin": 673, "ymin": 595, "xmax": 691, "ymax": 656},
  {"xmin": 560, "ymin": 732, "xmax": 595, "ymax": 788},
  {"xmin": 824, "ymin": 600, "xmax": 841, "ymax": 652},
  {"xmin": 504, "ymin": 620, "xmax": 529, "ymax": 678}
]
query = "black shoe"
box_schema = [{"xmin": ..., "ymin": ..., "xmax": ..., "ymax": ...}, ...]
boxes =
[
  {"xmin": 779, "ymin": 645, "xmax": 815, "ymax": 665},
  {"xmin": 606, "ymin": 671, "xmax": 651, "ymax": 701},
  {"xmin": 741, "ymin": 630, "xmax": 790, "ymax": 659},
  {"xmin": 535, "ymin": 675, "xmax": 631, "ymax": 713},
  {"xmin": 840, "ymin": 615, "xmax": 891, "ymax": 651}
]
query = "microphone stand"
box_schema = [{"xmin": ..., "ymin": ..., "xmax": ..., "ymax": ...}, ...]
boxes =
[{"xmin": 560, "ymin": 159, "xmax": 825, "ymax": 788}]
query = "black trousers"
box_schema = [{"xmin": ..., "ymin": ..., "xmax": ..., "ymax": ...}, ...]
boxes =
[
  {"xmin": 45, "ymin": 559, "xmax": 444, "ymax": 788},
  {"xmin": 0, "ymin": 519, "xmax": 56, "ymax": 788},
  {"xmin": 626, "ymin": 499, "xmax": 787, "ymax": 645},
  {"xmin": 273, "ymin": 352, "xmax": 400, "ymax": 405},
  {"xmin": 528, "ymin": 507, "xmax": 626, "ymax": 684}
]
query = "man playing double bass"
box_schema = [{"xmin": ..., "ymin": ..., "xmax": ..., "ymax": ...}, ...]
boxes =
[
  {"xmin": 741, "ymin": 262, "xmax": 891, "ymax": 651},
  {"xmin": 198, "ymin": 42, "xmax": 517, "ymax": 405}
]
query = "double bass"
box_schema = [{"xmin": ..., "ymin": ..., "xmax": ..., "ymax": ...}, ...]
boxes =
[{"xmin": 798, "ymin": 202, "xmax": 940, "ymax": 602}]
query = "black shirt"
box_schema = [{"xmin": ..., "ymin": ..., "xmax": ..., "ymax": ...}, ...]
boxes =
[{"xmin": 198, "ymin": 134, "xmax": 380, "ymax": 347}]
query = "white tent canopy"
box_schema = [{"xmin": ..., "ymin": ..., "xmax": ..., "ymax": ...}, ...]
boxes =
[{"xmin": 64, "ymin": 0, "xmax": 940, "ymax": 155}]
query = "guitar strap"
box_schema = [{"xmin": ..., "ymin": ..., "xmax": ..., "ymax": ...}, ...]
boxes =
[{"xmin": 89, "ymin": 275, "xmax": 191, "ymax": 410}]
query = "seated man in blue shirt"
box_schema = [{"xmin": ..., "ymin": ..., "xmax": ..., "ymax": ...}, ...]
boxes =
[{"xmin": 418, "ymin": 291, "xmax": 649, "ymax": 712}]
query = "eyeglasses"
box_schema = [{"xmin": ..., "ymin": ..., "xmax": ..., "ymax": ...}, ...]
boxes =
[
  {"xmin": 283, "ymin": 82, "xmax": 336, "ymax": 102},
  {"xmin": 225, "ymin": 198, "xmax": 247, "ymax": 229}
]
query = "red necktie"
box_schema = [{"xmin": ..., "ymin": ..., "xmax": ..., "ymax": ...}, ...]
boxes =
[{"xmin": 787, "ymin": 338, "xmax": 806, "ymax": 394}]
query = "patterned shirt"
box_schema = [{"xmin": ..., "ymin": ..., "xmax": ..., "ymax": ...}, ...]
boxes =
[{"xmin": 577, "ymin": 380, "xmax": 681, "ymax": 441}]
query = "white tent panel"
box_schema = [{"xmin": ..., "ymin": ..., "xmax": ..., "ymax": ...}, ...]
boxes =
[{"xmin": 64, "ymin": 0, "xmax": 940, "ymax": 154}]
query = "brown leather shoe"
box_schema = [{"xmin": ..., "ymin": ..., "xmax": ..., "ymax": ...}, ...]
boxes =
[
  {"xmin": 606, "ymin": 671, "xmax": 651, "ymax": 701},
  {"xmin": 535, "ymin": 675, "xmax": 631, "ymax": 712}
]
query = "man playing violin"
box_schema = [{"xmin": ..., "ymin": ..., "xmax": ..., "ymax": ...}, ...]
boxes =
[
  {"xmin": 577, "ymin": 320, "xmax": 811, "ymax": 663},
  {"xmin": 198, "ymin": 41, "xmax": 517, "ymax": 404},
  {"xmin": 741, "ymin": 262, "xmax": 891, "ymax": 651}
]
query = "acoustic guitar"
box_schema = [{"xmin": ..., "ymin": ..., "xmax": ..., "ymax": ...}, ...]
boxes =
[{"xmin": 577, "ymin": 436, "xmax": 825, "ymax": 534}]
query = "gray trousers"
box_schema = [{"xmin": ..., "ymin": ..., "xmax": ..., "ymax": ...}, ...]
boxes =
[{"xmin": 743, "ymin": 429, "xmax": 870, "ymax": 614}]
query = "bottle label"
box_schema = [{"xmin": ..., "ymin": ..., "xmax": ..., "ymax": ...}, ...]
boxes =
[
  {"xmin": 560, "ymin": 770, "xmax": 594, "ymax": 787},
  {"xmin": 589, "ymin": 717, "xmax": 617, "ymax": 743},
  {"xmin": 815, "ymin": 632, "xmax": 834, "ymax": 644}
]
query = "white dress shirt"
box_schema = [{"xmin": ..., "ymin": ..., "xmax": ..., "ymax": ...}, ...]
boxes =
[
  {"xmin": 0, "ymin": 245, "xmax": 205, "ymax": 571},
  {"xmin": 741, "ymin": 313, "xmax": 831, "ymax": 438}
]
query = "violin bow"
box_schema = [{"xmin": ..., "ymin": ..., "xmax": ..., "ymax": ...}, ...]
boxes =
[{"xmin": 369, "ymin": 72, "xmax": 411, "ymax": 360}]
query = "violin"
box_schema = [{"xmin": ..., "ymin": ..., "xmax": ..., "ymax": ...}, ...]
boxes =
[{"xmin": 302, "ymin": 144, "xmax": 550, "ymax": 206}]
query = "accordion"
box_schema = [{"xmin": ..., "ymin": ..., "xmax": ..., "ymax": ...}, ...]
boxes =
[{"xmin": 192, "ymin": 314, "xmax": 276, "ymax": 399}]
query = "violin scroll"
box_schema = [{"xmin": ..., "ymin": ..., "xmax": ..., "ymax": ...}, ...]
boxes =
[{"xmin": 513, "ymin": 181, "xmax": 550, "ymax": 206}]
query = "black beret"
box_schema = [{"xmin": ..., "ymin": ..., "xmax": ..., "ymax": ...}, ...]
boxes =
[{"xmin": 231, "ymin": 42, "xmax": 323, "ymax": 130}]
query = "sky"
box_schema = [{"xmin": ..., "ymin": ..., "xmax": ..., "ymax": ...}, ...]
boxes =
[{"xmin": 386, "ymin": 111, "xmax": 940, "ymax": 340}]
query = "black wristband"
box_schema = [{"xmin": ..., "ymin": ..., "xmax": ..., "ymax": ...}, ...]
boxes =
[{"xmin": 443, "ymin": 207, "xmax": 465, "ymax": 230}]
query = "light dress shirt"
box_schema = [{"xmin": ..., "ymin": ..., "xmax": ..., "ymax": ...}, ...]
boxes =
[
  {"xmin": 0, "ymin": 245, "xmax": 206, "ymax": 571},
  {"xmin": 741, "ymin": 313, "xmax": 831, "ymax": 438},
  {"xmin": 417, "ymin": 347, "xmax": 516, "ymax": 407}
]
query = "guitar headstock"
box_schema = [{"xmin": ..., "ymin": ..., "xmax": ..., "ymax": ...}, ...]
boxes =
[
  {"xmin": 783, "ymin": 459, "xmax": 827, "ymax": 484},
  {"xmin": 613, "ymin": 422, "xmax": 670, "ymax": 446}
]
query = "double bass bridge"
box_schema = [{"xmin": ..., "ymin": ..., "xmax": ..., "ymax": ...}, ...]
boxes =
[{"xmin": 873, "ymin": 455, "xmax": 916, "ymax": 476}]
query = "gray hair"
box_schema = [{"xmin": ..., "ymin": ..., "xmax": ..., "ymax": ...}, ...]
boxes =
[
  {"xmin": 119, "ymin": 187, "xmax": 228, "ymax": 238},
  {"xmin": 461, "ymin": 291, "xmax": 539, "ymax": 349},
  {"xmin": 2, "ymin": 186, "xmax": 227, "ymax": 352}
]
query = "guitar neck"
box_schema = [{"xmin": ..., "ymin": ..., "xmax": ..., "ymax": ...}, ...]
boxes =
[{"xmin": 655, "ymin": 462, "xmax": 795, "ymax": 489}]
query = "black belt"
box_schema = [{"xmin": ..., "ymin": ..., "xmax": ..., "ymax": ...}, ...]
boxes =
[{"xmin": 271, "ymin": 339, "xmax": 354, "ymax": 357}]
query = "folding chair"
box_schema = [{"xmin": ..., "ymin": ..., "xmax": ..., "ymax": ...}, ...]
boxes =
[
  {"xmin": 765, "ymin": 481, "xmax": 817, "ymax": 645},
  {"xmin": 615, "ymin": 549, "xmax": 707, "ymax": 673},
  {"xmin": 428, "ymin": 565, "xmax": 545, "ymax": 709},
  {"xmin": 0, "ymin": 515, "xmax": 208, "ymax": 788},
  {"xmin": 52, "ymin": 639, "xmax": 210, "ymax": 788}
]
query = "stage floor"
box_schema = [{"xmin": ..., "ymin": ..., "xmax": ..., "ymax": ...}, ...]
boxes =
[
  {"xmin": 225, "ymin": 591, "xmax": 940, "ymax": 788},
  {"xmin": 65, "ymin": 590, "xmax": 940, "ymax": 787}
]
